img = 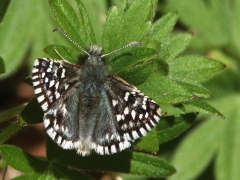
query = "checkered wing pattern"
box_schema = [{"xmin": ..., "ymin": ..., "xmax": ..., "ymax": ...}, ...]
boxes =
[
  {"xmin": 92, "ymin": 75, "xmax": 161, "ymax": 155},
  {"xmin": 32, "ymin": 48, "xmax": 161, "ymax": 156}
]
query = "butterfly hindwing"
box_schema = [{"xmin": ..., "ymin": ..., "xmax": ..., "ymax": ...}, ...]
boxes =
[{"xmin": 92, "ymin": 75, "xmax": 161, "ymax": 155}]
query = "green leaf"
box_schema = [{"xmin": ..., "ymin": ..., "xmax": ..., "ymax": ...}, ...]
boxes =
[
  {"xmin": 75, "ymin": 0, "xmax": 96, "ymax": 45},
  {"xmin": 102, "ymin": 5, "xmax": 122, "ymax": 52},
  {"xmin": 170, "ymin": 117, "xmax": 223, "ymax": 180},
  {"xmin": 46, "ymin": 138, "xmax": 175, "ymax": 178},
  {"xmin": 0, "ymin": 56, "xmax": 5, "ymax": 74},
  {"xmin": 108, "ymin": 46, "xmax": 157, "ymax": 73},
  {"xmin": 136, "ymin": 128, "xmax": 159, "ymax": 152},
  {"xmin": 168, "ymin": 55, "xmax": 226, "ymax": 83},
  {"xmin": 176, "ymin": 81, "xmax": 212, "ymax": 99},
  {"xmin": 20, "ymin": 98, "xmax": 43, "ymax": 124},
  {"xmin": 0, "ymin": 104, "xmax": 26, "ymax": 123},
  {"xmin": 157, "ymin": 113, "xmax": 197, "ymax": 144},
  {"xmin": 0, "ymin": 145, "xmax": 48, "ymax": 173},
  {"xmin": 0, "ymin": 123, "xmax": 22, "ymax": 145},
  {"xmin": 143, "ymin": 11, "xmax": 179, "ymax": 48},
  {"xmin": 120, "ymin": 0, "xmax": 153, "ymax": 43},
  {"xmin": 185, "ymin": 100, "xmax": 225, "ymax": 118},
  {"xmin": 43, "ymin": 45, "xmax": 80, "ymax": 63},
  {"xmin": 215, "ymin": 96, "xmax": 240, "ymax": 180},
  {"xmin": 165, "ymin": 0, "xmax": 230, "ymax": 47},
  {"xmin": 12, "ymin": 173, "xmax": 51, "ymax": 180},
  {"xmin": 138, "ymin": 75, "xmax": 193, "ymax": 104},
  {"xmin": 52, "ymin": 163, "xmax": 95, "ymax": 180},
  {"xmin": 103, "ymin": 0, "xmax": 155, "ymax": 52},
  {"xmin": 130, "ymin": 152, "xmax": 176, "ymax": 177},
  {"xmin": 0, "ymin": 0, "xmax": 11, "ymax": 23},
  {"xmin": 0, "ymin": 1, "xmax": 60, "ymax": 79},
  {"xmin": 161, "ymin": 33, "xmax": 192, "ymax": 61},
  {"xmin": 49, "ymin": 0, "xmax": 86, "ymax": 48},
  {"xmin": 118, "ymin": 59, "xmax": 165, "ymax": 86}
]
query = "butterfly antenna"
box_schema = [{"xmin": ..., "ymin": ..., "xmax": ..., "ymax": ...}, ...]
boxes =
[
  {"xmin": 53, "ymin": 28, "xmax": 90, "ymax": 56},
  {"xmin": 101, "ymin": 41, "xmax": 142, "ymax": 58}
]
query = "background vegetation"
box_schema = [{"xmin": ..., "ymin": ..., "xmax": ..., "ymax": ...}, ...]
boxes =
[{"xmin": 0, "ymin": 0, "xmax": 238, "ymax": 179}]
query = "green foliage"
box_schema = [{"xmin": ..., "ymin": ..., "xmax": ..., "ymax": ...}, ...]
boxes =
[
  {"xmin": 164, "ymin": 0, "xmax": 240, "ymax": 180},
  {"xmin": 0, "ymin": 0, "xmax": 11, "ymax": 23},
  {"xmin": 0, "ymin": 56, "xmax": 5, "ymax": 74},
  {"xmin": 0, "ymin": 0, "xmax": 227, "ymax": 179}
]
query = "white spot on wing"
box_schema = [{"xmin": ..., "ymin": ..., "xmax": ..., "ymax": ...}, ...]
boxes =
[
  {"xmin": 44, "ymin": 119, "xmax": 50, "ymax": 128},
  {"xmin": 35, "ymin": 88, "xmax": 42, "ymax": 94},
  {"xmin": 142, "ymin": 104, "xmax": 147, "ymax": 110},
  {"xmin": 119, "ymin": 142, "xmax": 124, "ymax": 151},
  {"xmin": 41, "ymin": 101, "xmax": 48, "ymax": 111},
  {"xmin": 64, "ymin": 141, "xmax": 72, "ymax": 149},
  {"xmin": 34, "ymin": 60, "xmax": 39, "ymax": 66},
  {"xmin": 124, "ymin": 107, "xmax": 129, "ymax": 115},
  {"xmin": 123, "ymin": 141, "xmax": 131, "ymax": 149},
  {"xmin": 45, "ymin": 77, "xmax": 49, "ymax": 83},
  {"xmin": 145, "ymin": 123, "xmax": 151, "ymax": 131},
  {"xmin": 105, "ymin": 146, "xmax": 109, "ymax": 155},
  {"xmin": 61, "ymin": 68, "xmax": 66, "ymax": 78},
  {"xmin": 129, "ymin": 121, "xmax": 134, "ymax": 128},
  {"xmin": 57, "ymin": 136, "xmax": 62, "ymax": 144},
  {"xmin": 124, "ymin": 92, "xmax": 130, "ymax": 101},
  {"xmin": 131, "ymin": 110, "xmax": 136, "ymax": 120},
  {"xmin": 124, "ymin": 133, "xmax": 132, "ymax": 141},
  {"xmin": 37, "ymin": 95, "xmax": 45, "ymax": 103},
  {"xmin": 111, "ymin": 145, "xmax": 117, "ymax": 153},
  {"xmin": 116, "ymin": 114, "xmax": 122, "ymax": 121},
  {"xmin": 132, "ymin": 130, "xmax": 140, "ymax": 139},
  {"xmin": 47, "ymin": 128, "xmax": 56, "ymax": 140},
  {"xmin": 150, "ymin": 120, "xmax": 155, "ymax": 126},
  {"xmin": 121, "ymin": 124, "xmax": 128, "ymax": 130},
  {"xmin": 32, "ymin": 68, "xmax": 38, "ymax": 73},
  {"xmin": 154, "ymin": 115, "xmax": 160, "ymax": 121},
  {"xmin": 49, "ymin": 80, "xmax": 55, "ymax": 87},
  {"xmin": 55, "ymin": 92, "xmax": 60, "ymax": 99},
  {"xmin": 32, "ymin": 81, "xmax": 40, "ymax": 86},
  {"xmin": 46, "ymin": 90, "xmax": 51, "ymax": 96},
  {"xmin": 97, "ymin": 145, "xmax": 104, "ymax": 155},
  {"xmin": 32, "ymin": 75, "xmax": 38, "ymax": 80},
  {"xmin": 139, "ymin": 127, "xmax": 147, "ymax": 136},
  {"xmin": 64, "ymin": 84, "xmax": 69, "ymax": 90},
  {"xmin": 112, "ymin": 99, "xmax": 118, "ymax": 107},
  {"xmin": 55, "ymin": 81, "xmax": 59, "ymax": 89},
  {"xmin": 145, "ymin": 112, "xmax": 149, "ymax": 118}
]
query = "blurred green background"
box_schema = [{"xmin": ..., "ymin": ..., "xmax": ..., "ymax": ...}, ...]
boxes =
[{"xmin": 0, "ymin": 0, "xmax": 240, "ymax": 179}]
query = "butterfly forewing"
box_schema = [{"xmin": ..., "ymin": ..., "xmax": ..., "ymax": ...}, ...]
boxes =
[{"xmin": 32, "ymin": 58, "xmax": 80, "ymax": 111}]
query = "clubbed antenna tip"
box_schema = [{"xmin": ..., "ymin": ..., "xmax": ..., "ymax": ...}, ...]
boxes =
[
  {"xmin": 129, "ymin": 41, "xmax": 142, "ymax": 46},
  {"xmin": 101, "ymin": 41, "xmax": 142, "ymax": 58}
]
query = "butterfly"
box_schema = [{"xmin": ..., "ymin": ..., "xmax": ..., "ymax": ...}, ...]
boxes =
[{"xmin": 32, "ymin": 29, "xmax": 161, "ymax": 156}]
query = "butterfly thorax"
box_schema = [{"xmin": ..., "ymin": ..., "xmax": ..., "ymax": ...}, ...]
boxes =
[{"xmin": 78, "ymin": 45, "xmax": 107, "ymax": 119}]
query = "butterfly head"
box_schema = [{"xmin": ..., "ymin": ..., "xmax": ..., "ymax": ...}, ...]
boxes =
[{"xmin": 89, "ymin": 45, "xmax": 103, "ymax": 57}]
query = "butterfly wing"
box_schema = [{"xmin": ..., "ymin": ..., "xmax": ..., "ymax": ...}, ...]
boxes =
[
  {"xmin": 93, "ymin": 74, "xmax": 161, "ymax": 155},
  {"xmin": 32, "ymin": 58, "xmax": 161, "ymax": 155},
  {"xmin": 32, "ymin": 58, "xmax": 81, "ymax": 149}
]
